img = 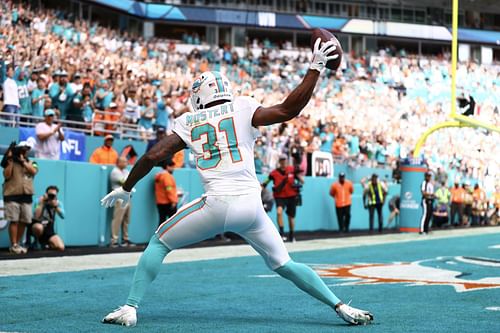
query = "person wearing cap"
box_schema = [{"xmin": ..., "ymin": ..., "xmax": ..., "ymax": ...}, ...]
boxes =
[
  {"xmin": 2, "ymin": 65, "xmax": 20, "ymax": 127},
  {"xmin": 1, "ymin": 141, "xmax": 38, "ymax": 254},
  {"xmin": 89, "ymin": 135, "xmax": 119, "ymax": 165},
  {"xmin": 329, "ymin": 172, "xmax": 354, "ymax": 233},
  {"xmin": 52, "ymin": 69, "xmax": 74, "ymax": 119},
  {"xmin": 110, "ymin": 157, "xmax": 133, "ymax": 247},
  {"xmin": 420, "ymin": 171, "xmax": 435, "ymax": 234},
  {"xmin": 262, "ymin": 155, "xmax": 304, "ymax": 242},
  {"xmin": 154, "ymin": 159, "xmax": 178, "ymax": 226},
  {"xmin": 35, "ymin": 109, "xmax": 64, "ymax": 160},
  {"xmin": 362, "ymin": 174, "xmax": 387, "ymax": 233}
]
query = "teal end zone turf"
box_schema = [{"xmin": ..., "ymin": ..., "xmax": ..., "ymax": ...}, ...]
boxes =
[{"xmin": 1, "ymin": 233, "xmax": 499, "ymax": 333}]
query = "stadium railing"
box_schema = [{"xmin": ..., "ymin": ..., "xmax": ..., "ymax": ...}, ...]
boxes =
[{"xmin": 0, "ymin": 112, "xmax": 144, "ymax": 141}]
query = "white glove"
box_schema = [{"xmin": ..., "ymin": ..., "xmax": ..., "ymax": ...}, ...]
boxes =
[
  {"xmin": 310, "ymin": 38, "xmax": 339, "ymax": 72},
  {"xmin": 100, "ymin": 187, "xmax": 131, "ymax": 208}
]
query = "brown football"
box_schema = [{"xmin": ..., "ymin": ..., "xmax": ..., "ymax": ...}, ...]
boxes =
[{"xmin": 310, "ymin": 28, "xmax": 343, "ymax": 70}]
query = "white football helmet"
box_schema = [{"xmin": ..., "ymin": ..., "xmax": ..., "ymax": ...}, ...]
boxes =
[{"xmin": 190, "ymin": 71, "xmax": 233, "ymax": 111}]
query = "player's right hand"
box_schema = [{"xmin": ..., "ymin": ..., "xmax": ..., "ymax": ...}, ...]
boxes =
[
  {"xmin": 101, "ymin": 187, "xmax": 131, "ymax": 208},
  {"xmin": 310, "ymin": 38, "xmax": 339, "ymax": 72}
]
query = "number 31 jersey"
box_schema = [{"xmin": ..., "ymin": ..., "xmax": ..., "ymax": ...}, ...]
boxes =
[{"xmin": 172, "ymin": 96, "xmax": 262, "ymax": 196}]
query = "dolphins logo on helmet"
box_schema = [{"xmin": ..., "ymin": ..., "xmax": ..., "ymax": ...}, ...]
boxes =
[{"xmin": 190, "ymin": 71, "xmax": 233, "ymax": 111}]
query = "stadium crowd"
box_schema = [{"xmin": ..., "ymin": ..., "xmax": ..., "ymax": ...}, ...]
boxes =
[{"xmin": 0, "ymin": 0, "xmax": 499, "ymax": 191}]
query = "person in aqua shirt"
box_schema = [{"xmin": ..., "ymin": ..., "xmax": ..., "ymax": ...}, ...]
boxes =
[
  {"xmin": 94, "ymin": 80, "xmax": 113, "ymax": 110},
  {"xmin": 16, "ymin": 70, "xmax": 32, "ymax": 120},
  {"xmin": 154, "ymin": 94, "xmax": 169, "ymax": 130},
  {"xmin": 54, "ymin": 71, "xmax": 74, "ymax": 119},
  {"xmin": 31, "ymin": 77, "xmax": 49, "ymax": 118},
  {"xmin": 48, "ymin": 71, "xmax": 61, "ymax": 106},
  {"xmin": 138, "ymin": 96, "xmax": 156, "ymax": 140}
]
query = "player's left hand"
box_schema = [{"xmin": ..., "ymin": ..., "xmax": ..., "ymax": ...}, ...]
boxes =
[
  {"xmin": 310, "ymin": 38, "xmax": 339, "ymax": 72},
  {"xmin": 101, "ymin": 187, "xmax": 131, "ymax": 208}
]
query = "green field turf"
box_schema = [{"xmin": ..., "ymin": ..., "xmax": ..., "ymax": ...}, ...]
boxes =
[{"xmin": 1, "ymin": 233, "xmax": 499, "ymax": 333}]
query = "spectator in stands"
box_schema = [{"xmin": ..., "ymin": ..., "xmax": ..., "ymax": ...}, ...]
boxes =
[
  {"xmin": 450, "ymin": 181, "xmax": 465, "ymax": 226},
  {"xmin": 110, "ymin": 157, "xmax": 132, "ymax": 247},
  {"xmin": 2, "ymin": 65, "xmax": 19, "ymax": 126},
  {"xmin": 31, "ymin": 185, "xmax": 65, "ymax": 251},
  {"xmin": 329, "ymin": 172, "xmax": 353, "ymax": 233},
  {"xmin": 123, "ymin": 87, "xmax": 140, "ymax": 124},
  {"xmin": 262, "ymin": 155, "xmax": 304, "ymax": 242},
  {"xmin": 138, "ymin": 96, "xmax": 156, "ymax": 140},
  {"xmin": 16, "ymin": 68, "xmax": 31, "ymax": 122},
  {"xmin": 89, "ymin": 135, "xmax": 118, "ymax": 165},
  {"xmin": 35, "ymin": 109, "xmax": 64, "ymax": 160},
  {"xmin": 362, "ymin": 174, "xmax": 387, "ymax": 233},
  {"xmin": 1, "ymin": 141, "xmax": 38, "ymax": 254},
  {"xmin": 52, "ymin": 70, "xmax": 74, "ymax": 119},
  {"xmin": 31, "ymin": 77, "xmax": 49, "ymax": 118},
  {"xmin": 154, "ymin": 159, "xmax": 178, "ymax": 226}
]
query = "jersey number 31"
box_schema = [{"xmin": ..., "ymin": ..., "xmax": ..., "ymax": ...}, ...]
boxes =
[{"xmin": 191, "ymin": 117, "xmax": 242, "ymax": 169}]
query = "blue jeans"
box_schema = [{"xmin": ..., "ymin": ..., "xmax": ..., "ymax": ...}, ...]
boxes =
[{"xmin": 2, "ymin": 104, "xmax": 20, "ymax": 127}]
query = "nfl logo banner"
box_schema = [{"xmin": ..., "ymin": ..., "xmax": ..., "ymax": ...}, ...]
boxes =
[
  {"xmin": 60, "ymin": 130, "xmax": 86, "ymax": 161},
  {"xmin": 19, "ymin": 127, "xmax": 86, "ymax": 161}
]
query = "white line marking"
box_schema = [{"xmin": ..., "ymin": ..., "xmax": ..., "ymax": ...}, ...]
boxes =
[
  {"xmin": 1, "ymin": 226, "xmax": 499, "ymax": 277},
  {"xmin": 485, "ymin": 307, "xmax": 500, "ymax": 311}
]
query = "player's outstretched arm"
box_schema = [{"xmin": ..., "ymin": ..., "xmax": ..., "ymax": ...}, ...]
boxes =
[
  {"xmin": 251, "ymin": 38, "xmax": 338, "ymax": 127},
  {"xmin": 123, "ymin": 133, "xmax": 186, "ymax": 192},
  {"xmin": 101, "ymin": 133, "xmax": 185, "ymax": 208}
]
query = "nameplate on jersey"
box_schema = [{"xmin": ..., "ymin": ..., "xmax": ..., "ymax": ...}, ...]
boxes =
[{"xmin": 186, "ymin": 103, "xmax": 235, "ymax": 127}]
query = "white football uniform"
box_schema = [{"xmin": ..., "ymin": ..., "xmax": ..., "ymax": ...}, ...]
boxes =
[{"xmin": 156, "ymin": 96, "xmax": 290, "ymax": 269}]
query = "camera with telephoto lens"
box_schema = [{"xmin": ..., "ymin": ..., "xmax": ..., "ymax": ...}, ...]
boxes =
[{"xmin": 1, "ymin": 142, "xmax": 26, "ymax": 167}]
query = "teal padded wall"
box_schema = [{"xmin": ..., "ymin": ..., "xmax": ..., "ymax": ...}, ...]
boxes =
[{"xmin": 0, "ymin": 159, "xmax": 400, "ymax": 248}]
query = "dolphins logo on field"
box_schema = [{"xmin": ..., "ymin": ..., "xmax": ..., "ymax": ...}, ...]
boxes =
[{"xmin": 314, "ymin": 256, "xmax": 500, "ymax": 293}]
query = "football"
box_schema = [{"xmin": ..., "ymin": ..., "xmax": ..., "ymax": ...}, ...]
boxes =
[{"xmin": 310, "ymin": 28, "xmax": 343, "ymax": 70}]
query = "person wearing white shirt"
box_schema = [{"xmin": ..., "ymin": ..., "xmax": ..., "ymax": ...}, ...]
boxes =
[
  {"xmin": 35, "ymin": 109, "xmax": 65, "ymax": 160},
  {"xmin": 2, "ymin": 65, "xmax": 20, "ymax": 126}
]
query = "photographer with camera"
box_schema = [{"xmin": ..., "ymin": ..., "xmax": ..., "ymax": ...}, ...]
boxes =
[
  {"xmin": 262, "ymin": 155, "xmax": 304, "ymax": 242},
  {"xmin": 30, "ymin": 186, "xmax": 65, "ymax": 251},
  {"xmin": 35, "ymin": 109, "xmax": 64, "ymax": 160},
  {"xmin": 1, "ymin": 141, "xmax": 38, "ymax": 254}
]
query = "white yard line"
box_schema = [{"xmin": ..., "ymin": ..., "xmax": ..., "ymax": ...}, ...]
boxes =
[{"xmin": 1, "ymin": 227, "xmax": 499, "ymax": 277}]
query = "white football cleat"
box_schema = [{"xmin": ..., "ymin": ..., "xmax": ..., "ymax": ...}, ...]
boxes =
[
  {"xmin": 335, "ymin": 302, "xmax": 374, "ymax": 325},
  {"xmin": 102, "ymin": 305, "xmax": 137, "ymax": 327}
]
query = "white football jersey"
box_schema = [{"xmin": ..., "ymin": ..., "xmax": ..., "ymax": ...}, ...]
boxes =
[{"xmin": 172, "ymin": 96, "xmax": 261, "ymax": 195}]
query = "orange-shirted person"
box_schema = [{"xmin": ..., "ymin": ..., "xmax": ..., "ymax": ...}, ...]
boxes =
[
  {"xmin": 89, "ymin": 135, "xmax": 119, "ymax": 165},
  {"xmin": 471, "ymin": 184, "xmax": 487, "ymax": 226},
  {"xmin": 154, "ymin": 160, "xmax": 178, "ymax": 226},
  {"xmin": 329, "ymin": 172, "xmax": 354, "ymax": 233},
  {"xmin": 332, "ymin": 136, "xmax": 347, "ymax": 158},
  {"xmin": 449, "ymin": 181, "xmax": 465, "ymax": 226}
]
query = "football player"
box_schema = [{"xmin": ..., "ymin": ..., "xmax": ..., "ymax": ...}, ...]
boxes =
[{"xmin": 101, "ymin": 38, "xmax": 373, "ymax": 327}]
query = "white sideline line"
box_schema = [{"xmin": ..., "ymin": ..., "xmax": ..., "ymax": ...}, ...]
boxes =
[{"xmin": 1, "ymin": 227, "xmax": 499, "ymax": 277}]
